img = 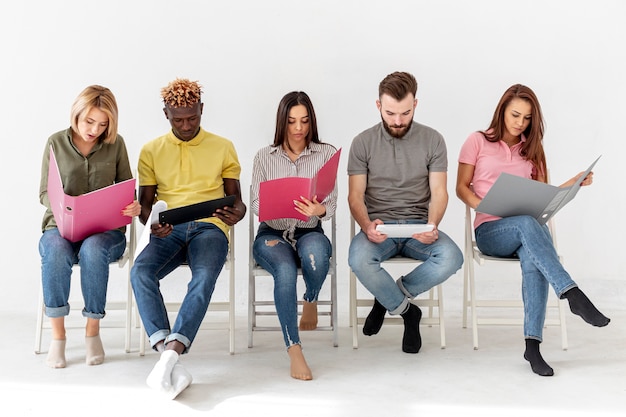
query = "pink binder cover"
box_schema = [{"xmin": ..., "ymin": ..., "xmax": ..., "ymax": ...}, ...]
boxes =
[
  {"xmin": 259, "ymin": 148, "xmax": 341, "ymax": 222},
  {"xmin": 47, "ymin": 146, "xmax": 136, "ymax": 242}
]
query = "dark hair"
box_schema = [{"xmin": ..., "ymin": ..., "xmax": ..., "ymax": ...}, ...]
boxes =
[
  {"xmin": 272, "ymin": 91, "xmax": 320, "ymax": 149},
  {"xmin": 483, "ymin": 84, "xmax": 547, "ymax": 181},
  {"xmin": 378, "ymin": 71, "xmax": 418, "ymax": 101}
]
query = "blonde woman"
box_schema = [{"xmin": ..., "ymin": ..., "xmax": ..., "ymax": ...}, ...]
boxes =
[{"xmin": 39, "ymin": 85, "xmax": 140, "ymax": 368}]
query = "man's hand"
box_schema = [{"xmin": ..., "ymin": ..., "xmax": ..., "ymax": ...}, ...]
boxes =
[
  {"xmin": 150, "ymin": 222, "xmax": 173, "ymax": 238},
  {"xmin": 215, "ymin": 204, "xmax": 244, "ymax": 226},
  {"xmin": 412, "ymin": 224, "xmax": 439, "ymax": 245},
  {"xmin": 365, "ymin": 219, "xmax": 387, "ymax": 244}
]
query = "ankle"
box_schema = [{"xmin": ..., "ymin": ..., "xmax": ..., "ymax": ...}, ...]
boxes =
[{"xmin": 524, "ymin": 339, "xmax": 553, "ymax": 377}]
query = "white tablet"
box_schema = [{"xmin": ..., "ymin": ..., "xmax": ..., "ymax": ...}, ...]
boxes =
[{"xmin": 376, "ymin": 224, "xmax": 434, "ymax": 238}]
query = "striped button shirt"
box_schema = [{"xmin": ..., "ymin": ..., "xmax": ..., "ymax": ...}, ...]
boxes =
[{"xmin": 251, "ymin": 142, "xmax": 338, "ymax": 239}]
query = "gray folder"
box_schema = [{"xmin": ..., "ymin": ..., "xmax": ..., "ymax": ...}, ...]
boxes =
[{"xmin": 475, "ymin": 156, "xmax": 600, "ymax": 224}]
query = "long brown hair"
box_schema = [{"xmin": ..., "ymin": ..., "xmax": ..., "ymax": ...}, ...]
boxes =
[
  {"xmin": 272, "ymin": 91, "xmax": 320, "ymax": 150},
  {"xmin": 482, "ymin": 84, "xmax": 547, "ymax": 181}
]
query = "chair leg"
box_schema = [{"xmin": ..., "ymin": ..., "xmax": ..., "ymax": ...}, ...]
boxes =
[
  {"xmin": 437, "ymin": 284, "xmax": 446, "ymax": 349},
  {"xmin": 462, "ymin": 264, "xmax": 469, "ymax": 329},
  {"xmin": 331, "ymin": 268, "xmax": 338, "ymax": 348},
  {"xmin": 350, "ymin": 270, "xmax": 359, "ymax": 349},
  {"xmin": 427, "ymin": 287, "xmax": 435, "ymax": 320},
  {"xmin": 558, "ymin": 299, "xmax": 569, "ymax": 350},
  {"xmin": 125, "ymin": 272, "xmax": 133, "ymax": 353},
  {"xmin": 34, "ymin": 288, "xmax": 45, "ymax": 354},
  {"xmin": 139, "ymin": 322, "xmax": 146, "ymax": 356},
  {"xmin": 228, "ymin": 266, "xmax": 235, "ymax": 355},
  {"xmin": 248, "ymin": 273, "xmax": 255, "ymax": 349},
  {"xmin": 469, "ymin": 263, "xmax": 479, "ymax": 350}
]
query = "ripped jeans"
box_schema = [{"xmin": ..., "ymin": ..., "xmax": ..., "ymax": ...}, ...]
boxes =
[{"xmin": 252, "ymin": 222, "xmax": 332, "ymax": 348}]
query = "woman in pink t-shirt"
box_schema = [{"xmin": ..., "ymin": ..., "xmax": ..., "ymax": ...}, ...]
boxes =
[{"xmin": 456, "ymin": 84, "xmax": 610, "ymax": 377}]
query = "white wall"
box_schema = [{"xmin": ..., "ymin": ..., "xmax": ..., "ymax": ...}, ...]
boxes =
[{"xmin": 2, "ymin": 0, "xmax": 624, "ymax": 315}]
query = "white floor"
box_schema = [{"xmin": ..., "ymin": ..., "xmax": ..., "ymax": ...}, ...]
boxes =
[{"xmin": 5, "ymin": 306, "xmax": 625, "ymax": 417}]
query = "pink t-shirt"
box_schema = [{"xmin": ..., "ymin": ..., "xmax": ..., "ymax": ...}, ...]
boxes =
[{"xmin": 458, "ymin": 131, "xmax": 534, "ymax": 229}]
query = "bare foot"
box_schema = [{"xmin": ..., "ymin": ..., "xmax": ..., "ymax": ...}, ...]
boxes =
[
  {"xmin": 299, "ymin": 301, "xmax": 318, "ymax": 330},
  {"xmin": 287, "ymin": 344, "xmax": 312, "ymax": 380}
]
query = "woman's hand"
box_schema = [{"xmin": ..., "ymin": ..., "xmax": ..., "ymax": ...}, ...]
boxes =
[
  {"xmin": 560, "ymin": 171, "xmax": 593, "ymax": 188},
  {"xmin": 122, "ymin": 200, "xmax": 141, "ymax": 217},
  {"xmin": 294, "ymin": 195, "xmax": 326, "ymax": 218}
]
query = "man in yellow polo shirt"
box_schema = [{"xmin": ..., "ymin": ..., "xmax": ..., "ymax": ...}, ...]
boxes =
[{"xmin": 131, "ymin": 78, "xmax": 246, "ymax": 399}]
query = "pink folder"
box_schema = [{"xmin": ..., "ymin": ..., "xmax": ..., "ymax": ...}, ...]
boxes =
[
  {"xmin": 47, "ymin": 146, "xmax": 136, "ymax": 242},
  {"xmin": 259, "ymin": 148, "xmax": 341, "ymax": 222}
]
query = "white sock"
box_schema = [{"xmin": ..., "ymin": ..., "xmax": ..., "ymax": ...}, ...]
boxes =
[
  {"xmin": 168, "ymin": 362, "xmax": 193, "ymax": 400},
  {"xmin": 46, "ymin": 339, "xmax": 66, "ymax": 369},
  {"xmin": 146, "ymin": 350, "xmax": 179, "ymax": 393},
  {"xmin": 85, "ymin": 335, "xmax": 105, "ymax": 366}
]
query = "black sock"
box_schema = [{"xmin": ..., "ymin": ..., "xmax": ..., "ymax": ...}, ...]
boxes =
[
  {"xmin": 563, "ymin": 287, "xmax": 610, "ymax": 327},
  {"xmin": 400, "ymin": 303, "xmax": 422, "ymax": 354},
  {"xmin": 363, "ymin": 298, "xmax": 386, "ymax": 336},
  {"xmin": 524, "ymin": 339, "xmax": 554, "ymax": 376}
]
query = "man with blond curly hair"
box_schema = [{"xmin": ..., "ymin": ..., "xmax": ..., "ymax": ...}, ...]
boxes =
[{"xmin": 131, "ymin": 78, "xmax": 246, "ymax": 399}]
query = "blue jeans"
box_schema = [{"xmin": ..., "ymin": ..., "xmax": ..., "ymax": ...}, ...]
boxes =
[
  {"xmin": 39, "ymin": 228, "xmax": 126, "ymax": 319},
  {"xmin": 348, "ymin": 220, "xmax": 463, "ymax": 315},
  {"xmin": 253, "ymin": 222, "xmax": 332, "ymax": 348},
  {"xmin": 131, "ymin": 222, "xmax": 228, "ymax": 353},
  {"xmin": 475, "ymin": 215, "xmax": 577, "ymax": 341}
]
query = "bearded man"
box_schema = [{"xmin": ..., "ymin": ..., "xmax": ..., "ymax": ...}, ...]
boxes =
[{"xmin": 347, "ymin": 71, "xmax": 463, "ymax": 354}]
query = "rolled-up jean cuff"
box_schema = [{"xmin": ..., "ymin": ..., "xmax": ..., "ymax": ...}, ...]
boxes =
[
  {"xmin": 166, "ymin": 333, "xmax": 191, "ymax": 353},
  {"xmin": 389, "ymin": 297, "xmax": 409, "ymax": 315},
  {"xmin": 45, "ymin": 305, "xmax": 70, "ymax": 318},
  {"xmin": 148, "ymin": 329, "xmax": 171, "ymax": 351},
  {"xmin": 396, "ymin": 277, "xmax": 414, "ymax": 299},
  {"xmin": 82, "ymin": 309, "xmax": 106, "ymax": 320},
  {"xmin": 558, "ymin": 284, "xmax": 578, "ymax": 299}
]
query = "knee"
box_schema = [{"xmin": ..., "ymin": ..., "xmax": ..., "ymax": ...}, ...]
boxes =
[
  {"xmin": 253, "ymin": 238, "xmax": 284, "ymax": 259},
  {"xmin": 130, "ymin": 264, "xmax": 148, "ymax": 288},
  {"xmin": 517, "ymin": 215, "xmax": 541, "ymax": 230},
  {"xmin": 302, "ymin": 252, "xmax": 324, "ymax": 272},
  {"xmin": 436, "ymin": 244, "xmax": 464, "ymax": 273},
  {"xmin": 348, "ymin": 237, "xmax": 366, "ymax": 270},
  {"xmin": 264, "ymin": 239, "xmax": 282, "ymax": 247},
  {"xmin": 79, "ymin": 241, "xmax": 109, "ymax": 263},
  {"xmin": 300, "ymin": 244, "xmax": 331, "ymax": 273},
  {"xmin": 348, "ymin": 251, "xmax": 363, "ymax": 272}
]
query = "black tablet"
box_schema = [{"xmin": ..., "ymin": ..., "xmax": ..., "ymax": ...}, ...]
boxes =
[{"xmin": 159, "ymin": 195, "xmax": 236, "ymax": 225}]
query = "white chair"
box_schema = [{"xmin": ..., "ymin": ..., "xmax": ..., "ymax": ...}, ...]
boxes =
[
  {"xmin": 35, "ymin": 218, "xmax": 137, "ymax": 354},
  {"xmin": 248, "ymin": 206, "xmax": 338, "ymax": 348},
  {"xmin": 349, "ymin": 218, "xmax": 446, "ymax": 349},
  {"xmin": 138, "ymin": 226, "xmax": 236, "ymax": 355},
  {"xmin": 462, "ymin": 204, "xmax": 568, "ymax": 350}
]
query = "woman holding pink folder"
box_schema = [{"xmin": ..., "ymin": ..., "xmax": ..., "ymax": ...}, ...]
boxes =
[
  {"xmin": 38, "ymin": 85, "xmax": 140, "ymax": 368},
  {"xmin": 251, "ymin": 91, "xmax": 338, "ymax": 380},
  {"xmin": 456, "ymin": 84, "xmax": 610, "ymax": 376}
]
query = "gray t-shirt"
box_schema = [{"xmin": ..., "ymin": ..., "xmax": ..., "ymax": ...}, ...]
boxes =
[{"xmin": 347, "ymin": 121, "xmax": 447, "ymax": 221}]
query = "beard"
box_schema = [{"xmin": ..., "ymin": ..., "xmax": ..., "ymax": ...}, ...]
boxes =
[{"xmin": 382, "ymin": 117, "xmax": 412, "ymax": 138}]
